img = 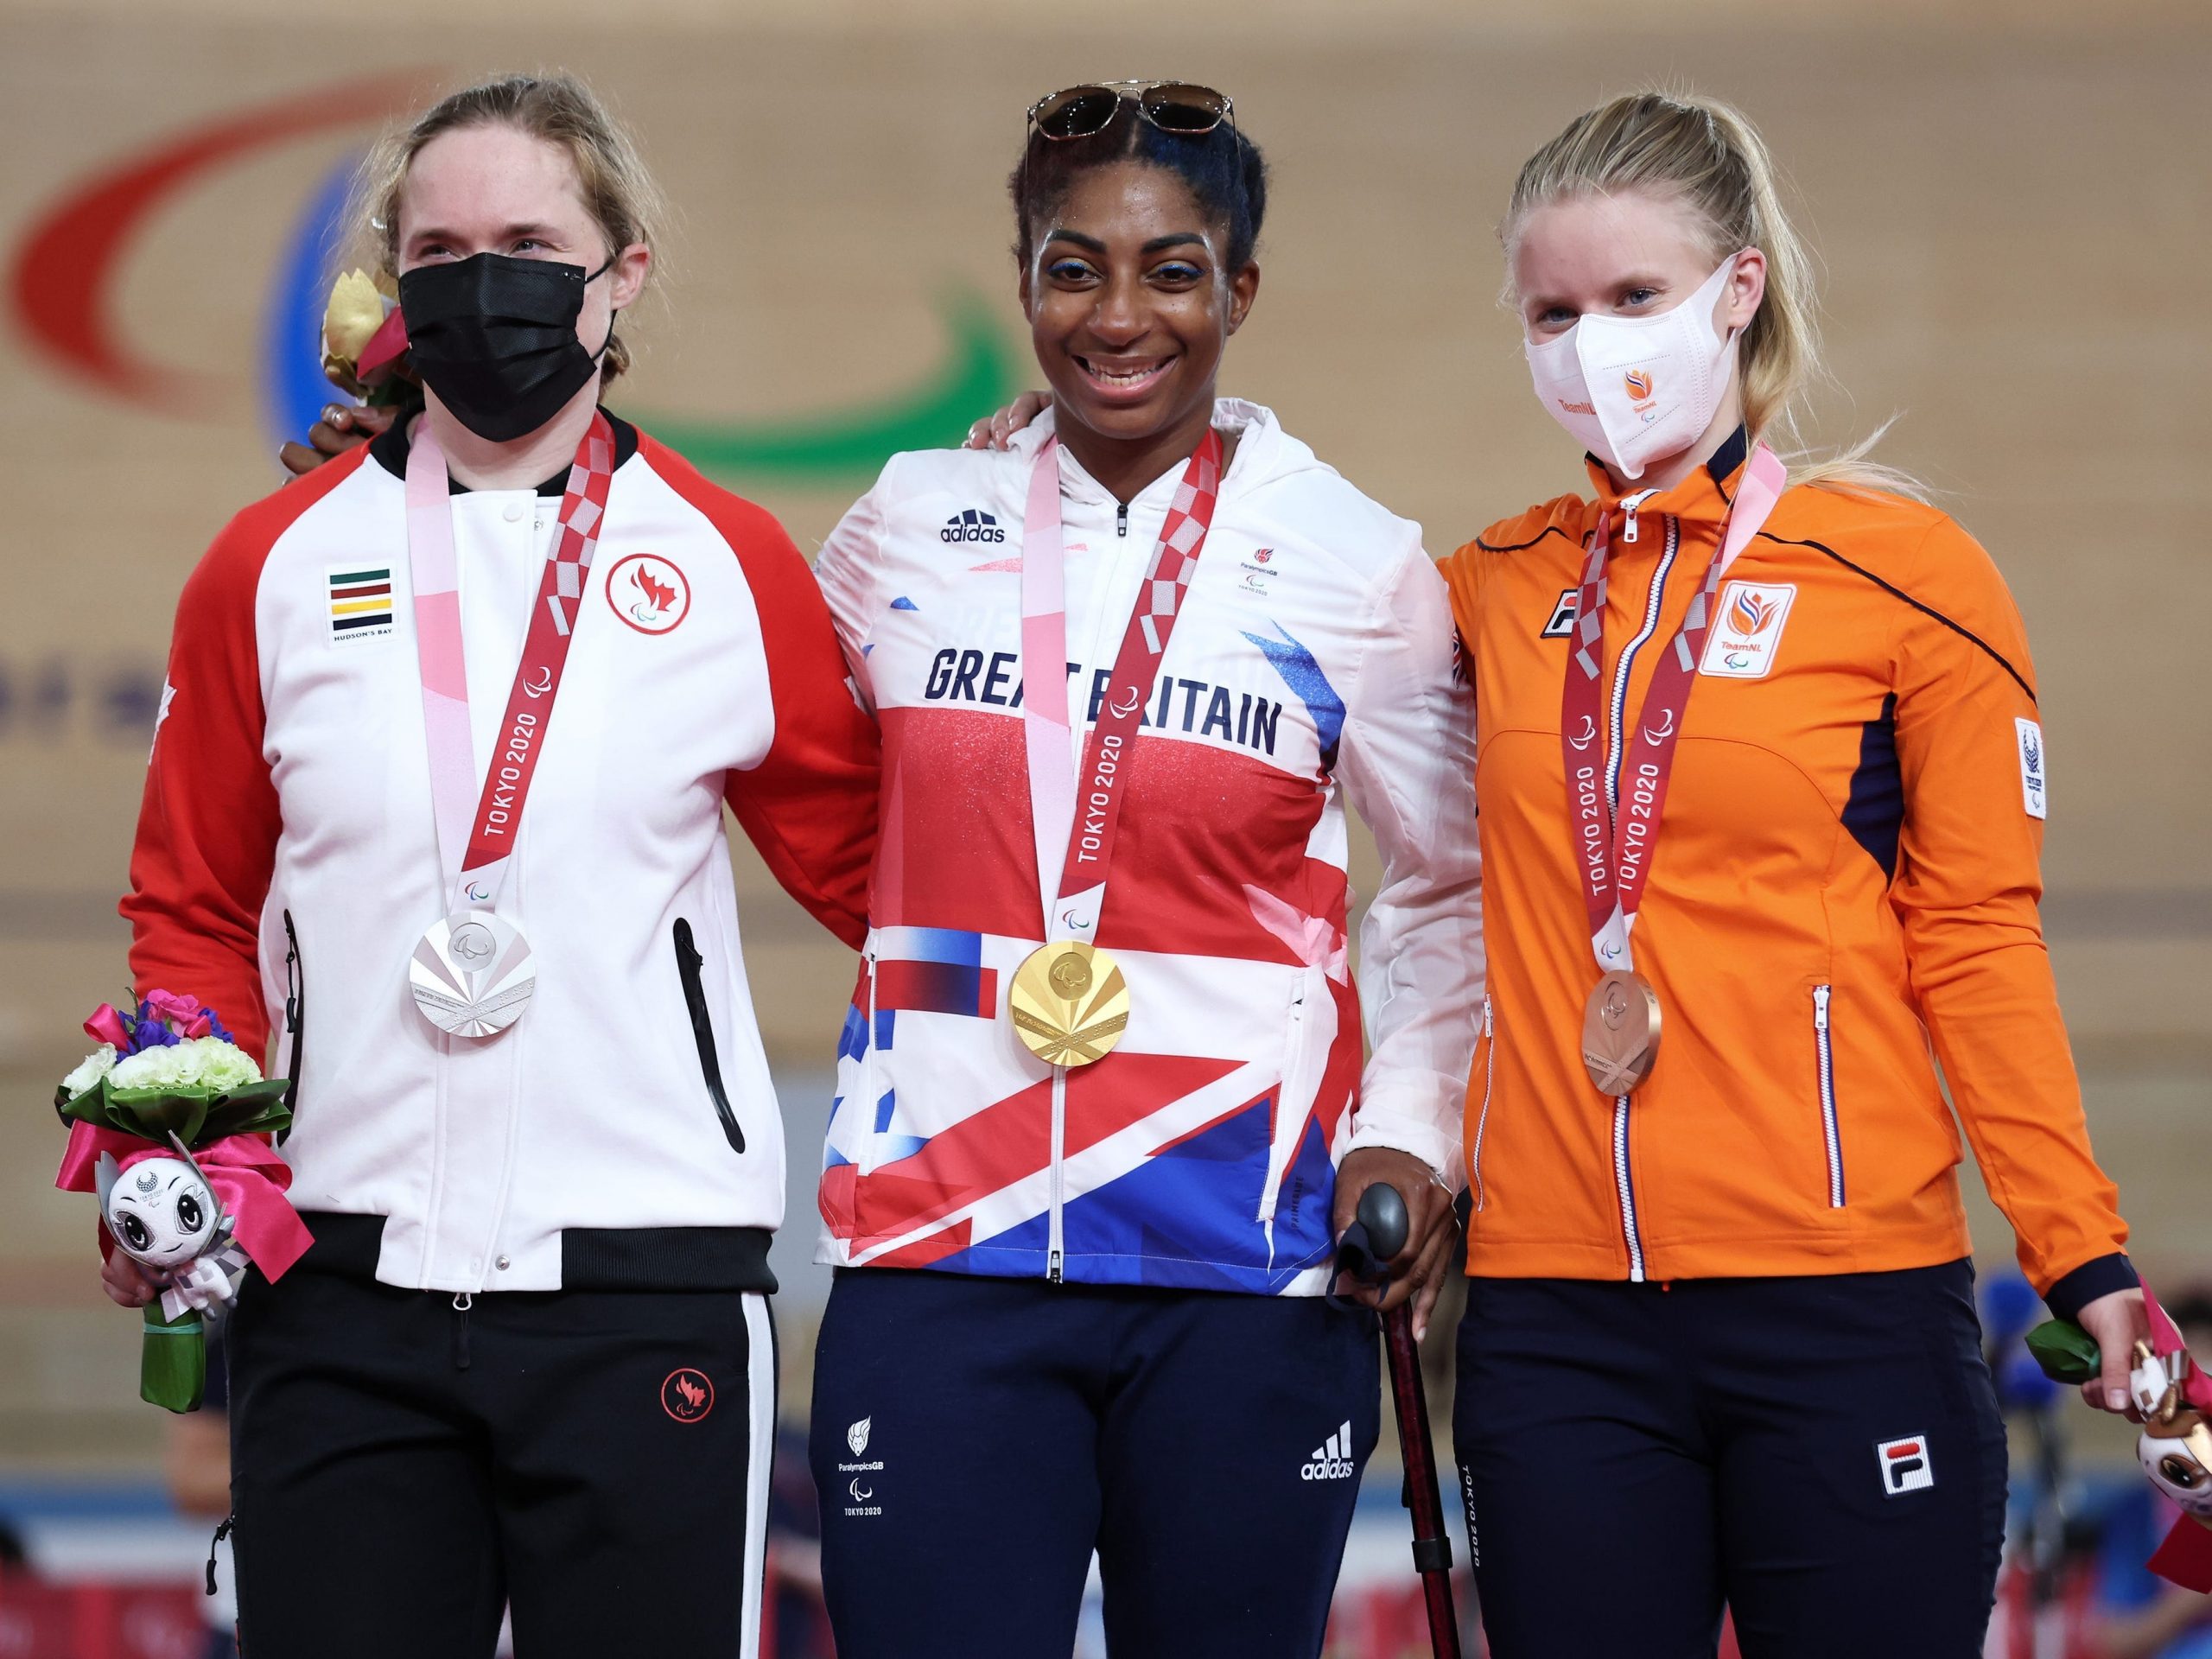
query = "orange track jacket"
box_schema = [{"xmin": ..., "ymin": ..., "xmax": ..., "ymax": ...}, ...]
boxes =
[{"xmin": 1440, "ymin": 429, "xmax": 2132, "ymax": 1317}]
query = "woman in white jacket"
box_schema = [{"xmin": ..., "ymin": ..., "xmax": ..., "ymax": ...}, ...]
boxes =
[
  {"xmin": 803, "ymin": 82, "xmax": 1481, "ymax": 1659},
  {"xmin": 111, "ymin": 73, "xmax": 876, "ymax": 1659}
]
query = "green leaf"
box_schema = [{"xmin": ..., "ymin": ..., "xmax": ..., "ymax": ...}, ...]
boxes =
[
  {"xmin": 2026, "ymin": 1318, "xmax": 2102, "ymax": 1385},
  {"xmin": 140, "ymin": 1304, "xmax": 207, "ymax": 1414}
]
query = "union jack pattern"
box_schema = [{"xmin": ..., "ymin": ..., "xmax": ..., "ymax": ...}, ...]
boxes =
[{"xmin": 810, "ymin": 405, "xmax": 1483, "ymax": 1296}]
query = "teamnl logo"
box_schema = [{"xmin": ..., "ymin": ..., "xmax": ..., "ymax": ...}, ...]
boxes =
[
  {"xmin": 941, "ymin": 508, "xmax": 1006, "ymax": 543},
  {"xmin": 1301, "ymin": 1421, "xmax": 1357, "ymax": 1482}
]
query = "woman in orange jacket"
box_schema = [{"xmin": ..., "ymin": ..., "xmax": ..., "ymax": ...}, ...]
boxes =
[{"xmin": 1441, "ymin": 91, "xmax": 2144, "ymax": 1657}]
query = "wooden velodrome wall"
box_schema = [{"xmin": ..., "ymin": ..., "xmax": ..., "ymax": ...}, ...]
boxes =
[{"xmin": 0, "ymin": 0, "xmax": 2203, "ymax": 1460}]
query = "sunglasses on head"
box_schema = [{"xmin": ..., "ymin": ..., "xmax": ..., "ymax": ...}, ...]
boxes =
[{"xmin": 1026, "ymin": 80, "xmax": 1235, "ymax": 143}]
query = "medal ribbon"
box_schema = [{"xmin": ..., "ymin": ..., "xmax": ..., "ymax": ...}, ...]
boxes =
[
  {"xmin": 406, "ymin": 410, "xmax": 617, "ymax": 915},
  {"xmin": 1560, "ymin": 443, "xmax": 1787, "ymax": 974},
  {"xmin": 1019, "ymin": 428, "xmax": 1225, "ymax": 944}
]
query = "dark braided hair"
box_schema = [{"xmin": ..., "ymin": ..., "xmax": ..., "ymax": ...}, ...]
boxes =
[{"xmin": 1010, "ymin": 102, "xmax": 1269, "ymax": 271}]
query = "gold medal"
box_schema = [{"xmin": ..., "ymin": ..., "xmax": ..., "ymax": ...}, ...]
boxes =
[
  {"xmin": 1581, "ymin": 969, "xmax": 1661, "ymax": 1096},
  {"xmin": 1009, "ymin": 941, "xmax": 1129, "ymax": 1067}
]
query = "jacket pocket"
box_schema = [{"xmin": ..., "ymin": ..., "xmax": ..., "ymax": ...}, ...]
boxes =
[
  {"xmin": 672, "ymin": 918, "xmax": 745, "ymax": 1154},
  {"xmin": 1812, "ymin": 984, "xmax": 1845, "ymax": 1209},
  {"xmin": 275, "ymin": 909, "xmax": 305, "ymax": 1145},
  {"xmin": 1469, "ymin": 995, "xmax": 1496, "ymax": 1212}
]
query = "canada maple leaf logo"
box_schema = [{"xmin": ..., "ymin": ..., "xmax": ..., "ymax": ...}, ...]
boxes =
[{"xmin": 634, "ymin": 566, "xmax": 677, "ymax": 615}]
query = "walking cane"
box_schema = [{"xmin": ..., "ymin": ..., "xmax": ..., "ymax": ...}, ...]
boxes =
[{"xmin": 1338, "ymin": 1181, "xmax": 1463, "ymax": 1659}]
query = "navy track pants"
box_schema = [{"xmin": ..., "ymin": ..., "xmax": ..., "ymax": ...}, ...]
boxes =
[
  {"xmin": 809, "ymin": 1267, "xmax": 1380, "ymax": 1659},
  {"xmin": 1452, "ymin": 1260, "xmax": 2008, "ymax": 1658}
]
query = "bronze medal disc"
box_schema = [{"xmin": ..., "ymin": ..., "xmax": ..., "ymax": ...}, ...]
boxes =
[
  {"xmin": 1581, "ymin": 969, "xmax": 1661, "ymax": 1097},
  {"xmin": 1010, "ymin": 941, "xmax": 1129, "ymax": 1067}
]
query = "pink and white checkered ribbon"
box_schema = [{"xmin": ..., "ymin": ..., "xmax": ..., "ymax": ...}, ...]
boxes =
[
  {"xmin": 406, "ymin": 411, "xmax": 617, "ymax": 915},
  {"xmin": 1020, "ymin": 428, "xmax": 1224, "ymax": 944}
]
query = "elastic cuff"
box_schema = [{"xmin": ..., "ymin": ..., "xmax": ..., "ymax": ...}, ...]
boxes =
[{"xmin": 2043, "ymin": 1251, "xmax": 2139, "ymax": 1325}]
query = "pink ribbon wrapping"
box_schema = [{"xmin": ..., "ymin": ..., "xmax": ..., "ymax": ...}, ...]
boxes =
[
  {"xmin": 2145, "ymin": 1280, "xmax": 2212, "ymax": 1413},
  {"xmin": 56, "ymin": 1123, "xmax": 314, "ymax": 1282}
]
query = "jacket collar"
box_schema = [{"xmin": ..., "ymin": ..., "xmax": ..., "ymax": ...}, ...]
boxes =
[
  {"xmin": 371, "ymin": 405, "xmax": 640, "ymax": 495},
  {"xmin": 1583, "ymin": 423, "xmax": 1751, "ymax": 534},
  {"xmin": 1014, "ymin": 397, "xmax": 1280, "ymax": 507}
]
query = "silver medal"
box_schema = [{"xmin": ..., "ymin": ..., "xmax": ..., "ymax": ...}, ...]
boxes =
[{"xmin": 410, "ymin": 912, "xmax": 536, "ymax": 1037}]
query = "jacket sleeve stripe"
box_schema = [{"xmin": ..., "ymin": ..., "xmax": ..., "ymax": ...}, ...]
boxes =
[{"xmin": 1759, "ymin": 530, "xmax": 2038, "ymax": 704}]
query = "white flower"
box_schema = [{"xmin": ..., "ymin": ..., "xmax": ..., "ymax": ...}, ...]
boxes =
[
  {"xmin": 181, "ymin": 1036, "xmax": 262, "ymax": 1091},
  {"xmin": 106, "ymin": 1036, "xmax": 261, "ymax": 1094},
  {"xmin": 60, "ymin": 1045, "xmax": 117, "ymax": 1097},
  {"xmin": 108, "ymin": 1044, "xmax": 192, "ymax": 1090}
]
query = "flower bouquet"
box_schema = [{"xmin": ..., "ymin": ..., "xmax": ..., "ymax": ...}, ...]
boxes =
[
  {"xmin": 321, "ymin": 267, "xmax": 413, "ymax": 405},
  {"xmin": 54, "ymin": 992, "xmax": 313, "ymax": 1412}
]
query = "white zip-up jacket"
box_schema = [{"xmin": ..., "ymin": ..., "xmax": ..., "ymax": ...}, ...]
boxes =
[
  {"xmin": 812, "ymin": 401, "xmax": 1483, "ymax": 1294},
  {"xmin": 124, "ymin": 416, "xmax": 878, "ymax": 1294}
]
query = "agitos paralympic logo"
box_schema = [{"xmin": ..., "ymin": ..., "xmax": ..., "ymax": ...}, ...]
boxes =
[{"xmin": 3, "ymin": 78, "xmax": 1017, "ymax": 480}]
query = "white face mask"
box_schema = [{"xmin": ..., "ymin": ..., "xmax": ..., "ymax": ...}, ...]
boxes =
[{"xmin": 1524, "ymin": 253, "xmax": 1745, "ymax": 483}]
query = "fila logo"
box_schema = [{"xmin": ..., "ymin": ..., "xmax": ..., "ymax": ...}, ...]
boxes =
[
  {"xmin": 1300, "ymin": 1421, "xmax": 1357, "ymax": 1482},
  {"xmin": 2015, "ymin": 717, "xmax": 2047, "ymax": 820},
  {"xmin": 1877, "ymin": 1434, "xmax": 1935, "ymax": 1496},
  {"xmin": 940, "ymin": 508, "xmax": 1006, "ymax": 543},
  {"xmin": 1698, "ymin": 581, "xmax": 1797, "ymax": 679},
  {"xmin": 1541, "ymin": 588, "xmax": 1579, "ymax": 639}
]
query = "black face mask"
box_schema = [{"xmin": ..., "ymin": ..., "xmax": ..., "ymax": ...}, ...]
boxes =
[{"xmin": 398, "ymin": 252, "xmax": 615, "ymax": 442}]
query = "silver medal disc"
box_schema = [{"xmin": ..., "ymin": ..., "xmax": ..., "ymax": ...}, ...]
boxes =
[{"xmin": 410, "ymin": 912, "xmax": 536, "ymax": 1037}]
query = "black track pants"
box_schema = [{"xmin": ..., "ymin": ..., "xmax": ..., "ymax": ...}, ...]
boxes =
[
  {"xmin": 1453, "ymin": 1261, "xmax": 2007, "ymax": 1659},
  {"xmin": 226, "ymin": 1262, "xmax": 775, "ymax": 1658}
]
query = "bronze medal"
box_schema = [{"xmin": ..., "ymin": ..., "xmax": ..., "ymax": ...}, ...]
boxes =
[
  {"xmin": 1009, "ymin": 941, "xmax": 1129, "ymax": 1067},
  {"xmin": 1580, "ymin": 969, "xmax": 1661, "ymax": 1096}
]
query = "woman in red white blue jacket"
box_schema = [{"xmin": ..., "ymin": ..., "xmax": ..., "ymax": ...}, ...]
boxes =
[
  {"xmin": 106, "ymin": 74, "xmax": 874, "ymax": 1659},
  {"xmin": 802, "ymin": 83, "xmax": 1483, "ymax": 1659}
]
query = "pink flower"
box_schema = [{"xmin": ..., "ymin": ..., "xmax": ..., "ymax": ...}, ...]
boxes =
[{"xmin": 142, "ymin": 989, "xmax": 215, "ymax": 1039}]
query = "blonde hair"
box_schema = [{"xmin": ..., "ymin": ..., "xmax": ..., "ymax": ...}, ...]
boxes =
[
  {"xmin": 1503, "ymin": 90, "xmax": 1922, "ymax": 499},
  {"xmin": 359, "ymin": 73, "xmax": 664, "ymax": 381}
]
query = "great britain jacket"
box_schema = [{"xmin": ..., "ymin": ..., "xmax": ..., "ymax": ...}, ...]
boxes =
[
  {"xmin": 124, "ymin": 414, "xmax": 878, "ymax": 1294},
  {"xmin": 811, "ymin": 400, "xmax": 1484, "ymax": 1294}
]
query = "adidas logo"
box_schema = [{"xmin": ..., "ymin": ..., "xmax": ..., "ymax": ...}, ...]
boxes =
[
  {"xmin": 1300, "ymin": 1421, "xmax": 1357, "ymax": 1482},
  {"xmin": 940, "ymin": 508, "xmax": 1006, "ymax": 543}
]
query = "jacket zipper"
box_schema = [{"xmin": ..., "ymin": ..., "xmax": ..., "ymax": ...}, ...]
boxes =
[
  {"xmin": 1469, "ymin": 996, "xmax": 1496, "ymax": 1212},
  {"xmin": 1116, "ymin": 501, "xmax": 1128, "ymax": 539},
  {"xmin": 1813, "ymin": 984, "xmax": 1846, "ymax": 1208},
  {"xmin": 672, "ymin": 919, "xmax": 745, "ymax": 1154},
  {"xmin": 1601, "ymin": 513, "xmax": 1675, "ymax": 1282},
  {"xmin": 276, "ymin": 909, "xmax": 305, "ymax": 1144},
  {"xmin": 861, "ymin": 940, "xmax": 881, "ymax": 1169},
  {"xmin": 1047, "ymin": 1071, "xmax": 1067, "ymax": 1282},
  {"xmin": 1255, "ymin": 979, "xmax": 1313, "ymax": 1232}
]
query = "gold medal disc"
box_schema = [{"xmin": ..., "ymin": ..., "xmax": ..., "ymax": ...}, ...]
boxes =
[
  {"xmin": 1009, "ymin": 941, "xmax": 1129, "ymax": 1067},
  {"xmin": 1581, "ymin": 969, "xmax": 1662, "ymax": 1097}
]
